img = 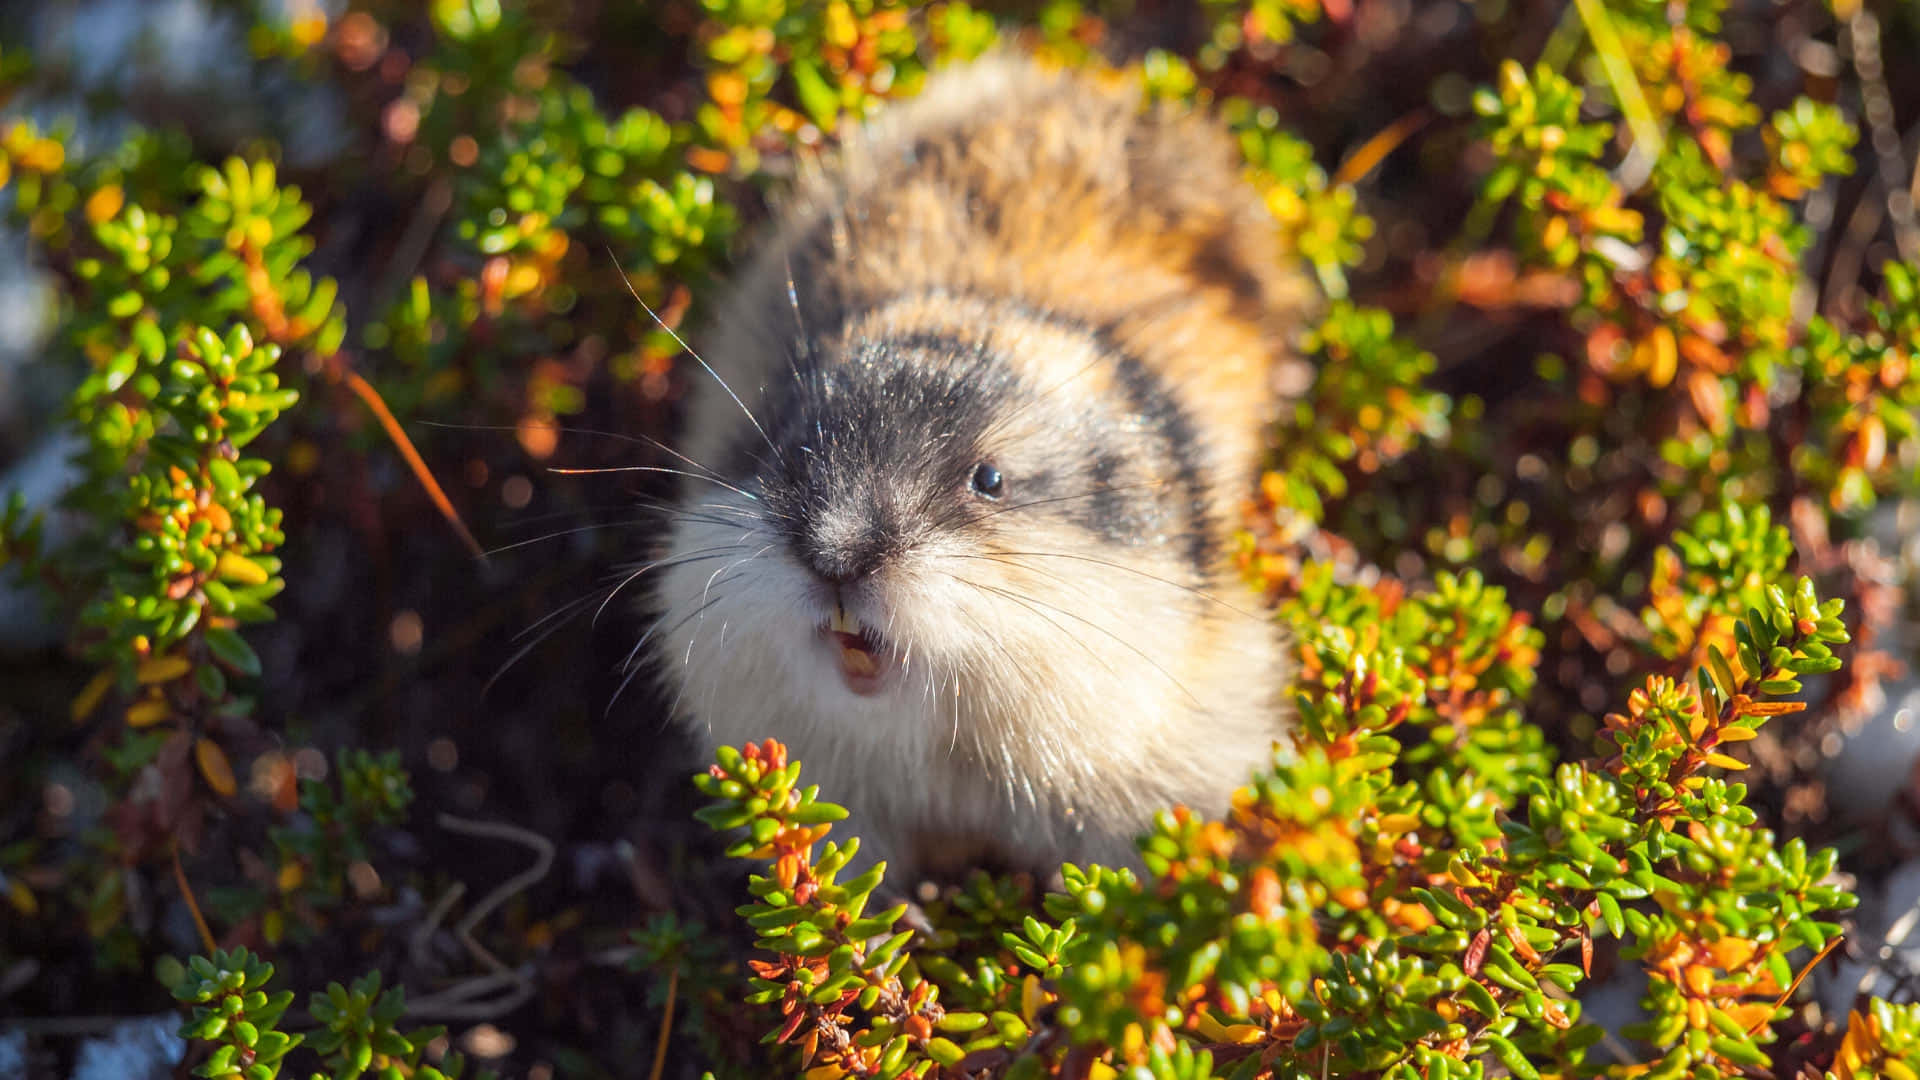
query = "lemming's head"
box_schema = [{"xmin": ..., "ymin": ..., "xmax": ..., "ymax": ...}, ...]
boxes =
[{"xmin": 646, "ymin": 295, "xmax": 1220, "ymax": 748}]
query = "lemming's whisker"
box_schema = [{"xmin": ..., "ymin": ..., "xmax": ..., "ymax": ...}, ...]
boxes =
[
  {"xmin": 618, "ymin": 495, "xmax": 788, "ymax": 528},
  {"xmin": 969, "ymin": 549, "xmax": 1269, "ymax": 624},
  {"xmin": 782, "ymin": 245, "xmax": 813, "ymax": 373},
  {"xmin": 483, "ymin": 585, "xmax": 619, "ymax": 697},
  {"xmin": 483, "ymin": 519, "xmax": 653, "ymax": 557},
  {"xmin": 700, "ymin": 544, "xmax": 776, "ymax": 609},
  {"xmin": 959, "ymin": 577, "xmax": 1203, "ymax": 707},
  {"xmin": 949, "ymin": 664, "xmax": 962, "ymax": 757},
  {"xmin": 607, "ymin": 247, "xmax": 788, "ymax": 471},
  {"xmin": 512, "ymin": 583, "xmax": 616, "ymax": 645},
  {"xmin": 498, "ymin": 503, "xmax": 667, "ymax": 530},
  {"xmin": 642, "ymin": 541, "xmax": 770, "ymax": 719},
  {"xmin": 490, "ymin": 541, "xmax": 758, "ymax": 693},
  {"xmin": 607, "ymin": 591, "xmax": 731, "ymax": 715},
  {"xmin": 669, "ymin": 614, "xmax": 711, "ymax": 719},
  {"xmin": 549, "ymin": 464, "xmax": 763, "ymax": 503},
  {"xmin": 939, "ymin": 603, "xmax": 1031, "ymax": 761},
  {"xmin": 670, "ymin": 537, "xmax": 761, "ymax": 719},
  {"xmin": 952, "ymin": 578, "xmax": 1122, "ymax": 686},
  {"xmin": 489, "ymin": 502, "xmax": 764, "ymax": 552},
  {"xmin": 594, "ymin": 544, "xmax": 755, "ymax": 627},
  {"xmin": 699, "ymin": 615, "xmax": 734, "ymax": 723},
  {"xmin": 417, "ymin": 419, "xmax": 730, "ymax": 485}
]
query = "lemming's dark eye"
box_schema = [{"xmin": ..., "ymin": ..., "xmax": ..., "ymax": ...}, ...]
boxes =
[{"xmin": 970, "ymin": 462, "xmax": 1004, "ymax": 499}]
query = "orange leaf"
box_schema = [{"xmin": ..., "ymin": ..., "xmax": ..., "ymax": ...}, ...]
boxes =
[{"xmin": 1735, "ymin": 700, "xmax": 1806, "ymax": 717}]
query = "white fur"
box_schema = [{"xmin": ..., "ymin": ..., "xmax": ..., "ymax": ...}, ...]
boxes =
[{"xmin": 650, "ymin": 489, "xmax": 1286, "ymax": 881}]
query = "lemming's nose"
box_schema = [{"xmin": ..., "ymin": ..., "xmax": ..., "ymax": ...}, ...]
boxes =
[
  {"xmin": 802, "ymin": 502, "xmax": 894, "ymax": 586},
  {"xmin": 805, "ymin": 541, "xmax": 886, "ymax": 586}
]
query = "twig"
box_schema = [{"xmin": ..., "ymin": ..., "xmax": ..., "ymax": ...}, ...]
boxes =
[
  {"xmin": 1748, "ymin": 935, "xmax": 1844, "ymax": 1036},
  {"xmin": 433, "ymin": 813, "xmax": 554, "ymax": 980},
  {"xmin": 402, "ymin": 968, "xmax": 539, "ymax": 1021},
  {"xmin": 332, "ymin": 362, "xmax": 487, "ymax": 562},
  {"xmin": 409, "ymin": 880, "xmax": 468, "ymax": 970},
  {"xmin": 393, "ymin": 815, "xmax": 555, "ymax": 1023},
  {"xmin": 1333, "ymin": 108, "xmax": 1430, "ymax": 188},
  {"xmin": 647, "ymin": 965, "xmax": 679, "ymax": 1080},
  {"xmin": 171, "ymin": 845, "xmax": 216, "ymax": 954}
]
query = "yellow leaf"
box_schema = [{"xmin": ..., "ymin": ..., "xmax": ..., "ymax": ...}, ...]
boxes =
[
  {"xmin": 126, "ymin": 699, "xmax": 171, "ymax": 728},
  {"xmin": 195, "ymin": 738, "xmax": 238, "ymax": 797},
  {"xmin": 1376, "ymin": 813, "xmax": 1421, "ymax": 835},
  {"xmin": 1702, "ymin": 753, "xmax": 1749, "ymax": 771},
  {"xmin": 136, "ymin": 654, "xmax": 193, "ymax": 684},
  {"xmin": 6, "ymin": 877, "xmax": 36, "ymax": 917},
  {"xmin": 1020, "ymin": 974, "xmax": 1044, "ymax": 1024},
  {"xmin": 1189, "ymin": 1011, "xmax": 1253, "ymax": 1043},
  {"xmin": 291, "ymin": 13, "xmax": 329, "ymax": 48},
  {"xmin": 71, "ymin": 668, "xmax": 114, "ymax": 723},
  {"xmin": 1642, "ymin": 325, "xmax": 1678, "ymax": 389},
  {"xmin": 216, "ymin": 551, "xmax": 271, "ymax": 586},
  {"xmin": 1713, "ymin": 726, "xmax": 1759, "ymax": 743}
]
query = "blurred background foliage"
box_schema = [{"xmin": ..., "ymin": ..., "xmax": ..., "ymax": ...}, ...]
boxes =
[{"xmin": 3, "ymin": 0, "xmax": 1920, "ymax": 1077}]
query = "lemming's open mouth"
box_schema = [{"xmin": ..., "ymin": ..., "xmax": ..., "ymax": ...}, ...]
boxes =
[{"xmin": 821, "ymin": 606, "xmax": 890, "ymax": 695}]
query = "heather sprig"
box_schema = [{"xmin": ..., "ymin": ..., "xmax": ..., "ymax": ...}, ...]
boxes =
[{"xmin": 160, "ymin": 950, "xmax": 471, "ymax": 1080}]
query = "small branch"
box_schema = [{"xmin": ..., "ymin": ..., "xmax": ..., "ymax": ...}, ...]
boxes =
[
  {"xmin": 402, "ymin": 968, "xmax": 539, "ymax": 1021},
  {"xmin": 437, "ymin": 813, "xmax": 554, "ymax": 966},
  {"xmin": 331, "ymin": 362, "xmax": 487, "ymax": 563},
  {"xmin": 171, "ymin": 845, "xmax": 217, "ymax": 954},
  {"xmin": 409, "ymin": 880, "xmax": 468, "ymax": 971},
  {"xmin": 647, "ymin": 966, "xmax": 678, "ymax": 1080},
  {"xmin": 394, "ymin": 815, "xmax": 555, "ymax": 1023}
]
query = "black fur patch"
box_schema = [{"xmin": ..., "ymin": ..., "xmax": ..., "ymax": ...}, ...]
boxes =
[{"xmin": 1081, "ymin": 321, "xmax": 1215, "ymax": 574}]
